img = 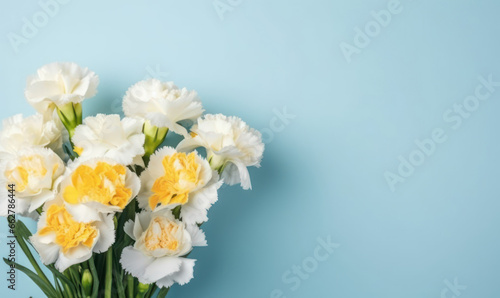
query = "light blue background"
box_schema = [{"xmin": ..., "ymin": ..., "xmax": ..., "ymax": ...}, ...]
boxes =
[{"xmin": 1, "ymin": 0, "xmax": 500, "ymax": 297}]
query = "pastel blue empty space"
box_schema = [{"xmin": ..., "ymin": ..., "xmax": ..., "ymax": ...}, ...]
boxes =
[{"xmin": 1, "ymin": 0, "xmax": 500, "ymax": 297}]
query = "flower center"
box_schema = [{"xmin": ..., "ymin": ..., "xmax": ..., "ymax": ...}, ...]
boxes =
[
  {"xmin": 149, "ymin": 152, "xmax": 201, "ymax": 210},
  {"xmin": 39, "ymin": 204, "xmax": 97, "ymax": 253},
  {"xmin": 5, "ymin": 155, "xmax": 48, "ymax": 192},
  {"xmin": 144, "ymin": 217, "xmax": 180, "ymax": 251},
  {"xmin": 63, "ymin": 162, "xmax": 132, "ymax": 209}
]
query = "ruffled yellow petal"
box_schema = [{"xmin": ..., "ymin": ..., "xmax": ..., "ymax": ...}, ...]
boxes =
[
  {"xmin": 149, "ymin": 152, "xmax": 201, "ymax": 210},
  {"xmin": 63, "ymin": 162, "xmax": 132, "ymax": 209},
  {"xmin": 39, "ymin": 204, "xmax": 97, "ymax": 253}
]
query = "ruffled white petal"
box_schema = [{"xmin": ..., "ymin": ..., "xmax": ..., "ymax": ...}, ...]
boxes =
[
  {"xmin": 123, "ymin": 219, "xmax": 135, "ymax": 240},
  {"xmin": 31, "ymin": 198, "xmax": 115, "ymax": 272},
  {"xmin": 0, "ymin": 177, "xmax": 11, "ymax": 217},
  {"xmin": 30, "ymin": 237, "xmax": 60, "ymax": 265},
  {"xmin": 156, "ymin": 258, "xmax": 196, "ymax": 288},
  {"xmin": 155, "ymin": 275, "xmax": 175, "ymax": 289},
  {"xmin": 65, "ymin": 242, "xmax": 96, "ymax": 260},
  {"xmin": 0, "ymin": 147, "xmax": 64, "ymax": 216},
  {"xmin": 120, "ymin": 247, "xmax": 156, "ymax": 283},
  {"xmin": 72, "ymin": 114, "xmax": 145, "ymax": 165},
  {"xmin": 143, "ymin": 256, "xmax": 183, "ymax": 283},
  {"xmin": 180, "ymin": 176, "xmax": 221, "ymax": 225},
  {"xmin": 172, "ymin": 258, "xmax": 196, "ymax": 285},
  {"xmin": 0, "ymin": 114, "xmax": 64, "ymax": 159},
  {"xmin": 64, "ymin": 203, "xmax": 104, "ymax": 223},
  {"xmin": 122, "ymin": 79, "xmax": 203, "ymax": 135},
  {"xmin": 222, "ymin": 160, "xmax": 252, "ymax": 190},
  {"xmin": 177, "ymin": 114, "xmax": 264, "ymax": 190},
  {"xmin": 176, "ymin": 136, "xmax": 204, "ymax": 153},
  {"xmin": 134, "ymin": 211, "xmax": 152, "ymax": 240},
  {"xmin": 25, "ymin": 62, "xmax": 99, "ymax": 112},
  {"xmin": 120, "ymin": 210, "xmax": 203, "ymax": 288},
  {"xmin": 55, "ymin": 249, "xmax": 92, "ymax": 272},
  {"xmin": 186, "ymin": 225, "xmax": 207, "ymax": 247},
  {"xmin": 28, "ymin": 190, "xmax": 56, "ymax": 213},
  {"xmin": 93, "ymin": 214, "xmax": 115, "ymax": 253}
]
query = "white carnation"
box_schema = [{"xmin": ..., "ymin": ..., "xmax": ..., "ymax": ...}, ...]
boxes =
[
  {"xmin": 30, "ymin": 198, "xmax": 115, "ymax": 272},
  {"xmin": 177, "ymin": 114, "xmax": 264, "ymax": 190},
  {"xmin": 120, "ymin": 210, "xmax": 206, "ymax": 288},
  {"xmin": 137, "ymin": 147, "xmax": 220, "ymax": 225},
  {"xmin": 72, "ymin": 114, "xmax": 145, "ymax": 166},
  {"xmin": 59, "ymin": 157, "xmax": 141, "ymax": 222},
  {"xmin": 0, "ymin": 147, "xmax": 65, "ymax": 218},
  {"xmin": 25, "ymin": 62, "xmax": 99, "ymax": 113},
  {"xmin": 0, "ymin": 113, "xmax": 64, "ymax": 159},
  {"xmin": 122, "ymin": 79, "xmax": 203, "ymax": 137}
]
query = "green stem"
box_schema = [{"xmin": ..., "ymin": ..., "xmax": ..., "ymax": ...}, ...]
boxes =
[
  {"xmin": 146, "ymin": 284, "xmax": 158, "ymax": 298},
  {"xmin": 62, "ymin": 283, "xmax": 75, "ymax": 298},
  {"xmin": 157, "ymin": 287, "xmax": 170, "ymax": 298},
  {"xmin": 88, "ymin": 257, "xmax": 99, "ymax": 298},
  {"xmin": 127, "ymin": 275, "xmax": 134, "ymax": 298},
  {"xmin": 105, "ymin": 249, "xmax": 113, "ymax": 298},
  {"xmin": 53, "ymin": 275, "xmax": 62, "ymax": 294}
]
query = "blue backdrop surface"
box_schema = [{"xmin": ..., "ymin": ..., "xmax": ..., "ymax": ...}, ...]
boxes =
[{"xmin": 1, "ymin": 0, "xmax": 500, "ymax": 297}]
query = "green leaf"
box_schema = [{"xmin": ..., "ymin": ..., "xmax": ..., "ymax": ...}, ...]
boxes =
[
  {"xmin": 4, "ymin": 258, "xmax": 59, "ymax": 298},
  {"xmin": 88, "ymin": 257, "xmax": 100, "ymax": 298},
  {"xmin": 46, "ymin": 265, "xmax": 79, "ymax": 297},
  {"xmin": 145, "ymin": 284, "xmax": 158, "ymax": 298},
  {"xmin": 13, "ymin": 220, "xmax": 54, "ymax": 290},
  {"xmin": 54, "ymin": 277, "xmax": 62, "ymax": 294},
  {"xmin": 112, "ymin": 254, "xmax": 125, "ymax": 298},
  {"xmin": 172, "ymin": 206, "xmax": 181, "ymax": 219},
  {"xmin": 14, "ymin": 219, "xmax": 32, "ymax": 238},
  {"xmin": 68, "ymin": 265, "xmax": 82, "ymax": 288},
  {"xmin": 113, "ymin": 271, "xmax": 126, "ymax": 298}
]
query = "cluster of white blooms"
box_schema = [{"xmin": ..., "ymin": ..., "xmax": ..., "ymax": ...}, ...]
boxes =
[{"xmin": 0, "ymin": 62, "xmax": 264, "ymax": 295}]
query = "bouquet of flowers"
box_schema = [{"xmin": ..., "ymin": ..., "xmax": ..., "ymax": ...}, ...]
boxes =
[{"xmin": 1, "ymin": 62, "xmax": 264, "ymax": 297}]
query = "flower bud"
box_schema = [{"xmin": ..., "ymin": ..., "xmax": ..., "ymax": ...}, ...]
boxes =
[
  {"xmin": 81, "ymin": 269, "xmax": 93, "ymax": 296},
  {"xmin": 57, "ymin": 102, "xmax": 82, "ymax": 138},
  {"xmin": 143, "ymin": 121, "xmax": 168, "ymax": 159},
  {"xmin": 207, "ymin": 153, "xmax": 226, "ymax": 173},
  {"xmin": 137, "ymin": 282, "xmax": 150, "ymax": 296}
]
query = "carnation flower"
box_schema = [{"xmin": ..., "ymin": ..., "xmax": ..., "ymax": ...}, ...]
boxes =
[
  {"xmin": 25, "ymin": 62, "xmax": 99, "ymax": 114},
  {"xmin": 177, "ymin": 114, "xmax": 264, "ymax": 190},
  {"xmin": 137, "ymin": 147, "xmax": 220, "ymax": 225},
  {"xmin": 122, "ymin": 79, "xmax": 203, "ymax": 137},
  {"xmin": 59, "ymin": 158, "xmax": 140, "ymax": 222},
  {"xmin": 30, "ymin": 198, "xmax": 115, "ymax": 272},
  {"xmin": 120, "ymin": 209, "xmax": 206, "ymax": 288},
  {"xmin": 0, "ymin": 113, "xmax": 64, "ymax": 159},
  {"xmin": 0, "ymin": 147, "xmax": 65, "ymax": 218},
  {"xmin": 72, "ymin": 114, "xmax": 145, "ymax": 166}
]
